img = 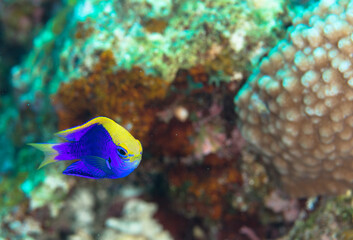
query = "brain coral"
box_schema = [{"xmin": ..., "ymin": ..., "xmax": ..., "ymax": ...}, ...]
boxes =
[{"xmin": 235, "ymin": 0, "xmax": 353, "ymax": 197}]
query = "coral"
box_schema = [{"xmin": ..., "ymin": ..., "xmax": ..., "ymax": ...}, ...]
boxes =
[
  {"xmin": 169, "ymin": 153, "xmax": 242, "ymax": 220},
  {"xmin": 7, "ymin": 217, "xmax": 42, "ymax": 237},
  {"xmin": 103, "ymin": 199, "xmax": 173, "ymax": 240},
  {"xmin": 0, "ymin": 0, "xmax": 58, "ymax": 45},
  {"xmin": 0, "ymin": 116, "xmax": 16, "ymax": 173},
  {"xmin": 54, "ymin": 50, "xmax": 168, "ymax": 143},
  {"xmin": 144, "ymin": 63, "xmax": 253, "ymax": 226},
  {"xmin": 0, "ymin": 0, "xmax": 62, "ymax": 93},
  {"xmin": 235, "ymin": 0, "xmax": 353, "ymax": 197},
  {"xmin": 68, "ymin": 189, "xmax": 95, "ymax": 235},
  {"xmin": 10, "ymin": 0, "xmax": 288, "ymax": 106},
  {"xmin": 0, "ymin": 97, "xmax": 58, "ymax": 217},
  {"xmin": 74, "ymin": 20, "xmax": 95, "ymax": 39},
  {"xmin": 149, "ymin": 118, "xmax": 195, "ymax": 157},
  {"xmin": 283, "ymin": 193, "xmax": 353, "ymax": 240},
  {"xmin": 149, "ymin": 61, "xmax": 244, "ymax": 160},
  {"xmin": 264, "ymin": 190, "xmax": 299, "ymax": 222},
  {"xmin": 0, "ymin": 0, "xmax": 303, "ymax": 238},
  {"xmin": 143, "ymin": 18, "xmax": 168, "ymax": 33},
  {"xmin": 0, "ymin": 173, "xmax": 28, "ymax": 210},
  {"xmin": 29, "ymin": 170, "xmax": 71, "ymax": 217},
  {"xmin": 3, "ymin": 0, "xmax": 288, "ymax": 221},
  {"xmin": 0, "ymin": 0, "xmax": 70, "ymax": 220}
]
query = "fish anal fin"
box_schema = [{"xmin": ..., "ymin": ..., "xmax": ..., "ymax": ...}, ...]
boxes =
[
  {"xmin": 80, "ymin": 155, "xmax": 112, "ymax": 173},
  {"xmin": 63, "ymin": 161, "xmax": 106, "ymax": 179}
]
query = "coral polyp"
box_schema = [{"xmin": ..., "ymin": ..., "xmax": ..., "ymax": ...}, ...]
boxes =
[{"xmin": 235, "ymin": 0, "xmax": 353, "ymax": 197}]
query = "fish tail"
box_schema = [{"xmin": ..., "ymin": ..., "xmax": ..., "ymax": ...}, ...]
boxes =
[
  {"xmin": 29, "ymin": 142, "xmax": 78, "ymax": 169},
  {"xmin": 28, "ymin": 143, "xmax": 59, "ymax": 169}
]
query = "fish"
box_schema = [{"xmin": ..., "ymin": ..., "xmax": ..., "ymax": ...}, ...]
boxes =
[{"xmin": 29, "ymin": 116, "xmax": 142, "ymax": 179}]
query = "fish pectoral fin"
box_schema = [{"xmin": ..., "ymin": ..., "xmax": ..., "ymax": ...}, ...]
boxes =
[
  {"xmin": 63, "ymin": 161, "xmax": 106, "ymax": 179},
  {"xmin": 80, "ymin": 155, "xmax": 112, "ymax": 173},
  {"xmin": 106, "ymin": 158, "xmax": 112, "ymax": 169}
]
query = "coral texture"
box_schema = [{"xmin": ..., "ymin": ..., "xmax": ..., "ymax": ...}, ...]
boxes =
[
  {"xmin": 235, "ymin": 0, "xmax": 353, "ymax": 197},
  {"xmin": 283, "ymin": 193, "xmax": 353, "ymax": 240},
  {"xmin": 0, "ymin": 0, "xmax": 294, "ymax": 238},
  {"xmin": 103, "ymin": 199, "xmax": 173, "ymax": 240},
  {"xmin": 169, "ymin": 154, "xmax": 242, "ymax": 220},
  {"xmin": 0, "ymin": 0, "xmax": 62, "ymax": 93},
  {"xmin": 11, "ymin": 0, "xmax": 286, "ymax": 105}
]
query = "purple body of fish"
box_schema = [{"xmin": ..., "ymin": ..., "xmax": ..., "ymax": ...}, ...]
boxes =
[{"xmin": 30, "ymin": 117, "xmax": 142, "ymax": 179}]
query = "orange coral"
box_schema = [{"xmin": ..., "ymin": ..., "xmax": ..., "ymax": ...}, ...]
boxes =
[
  {"xmin": 149, "ymin": 118, "xmax": 195, "ymax": 157},
  {"xmin": 188, "ymin": 65, "xmax": 214, "ymax": 94},
  {"xmin": 189, "ymin": 65, "xmax": 208, "ymax": 84},
  {"xmin": 169, "ymin": 153, "xmax": 242, "ymax": 220},
  {"xmin": 54, "ymin": 50, "xmax": 168, "ymax": 143},
  {"xmin": 171, "ymin": 69, "xmax": 189, "ymax": 91},
  {"xmin": 74, "ymin": 20, "xmax": 94, "ymax": 39},
  {"xmin": 143, "ymin": 18, "xmax": 168, "ymax": 33},
  {"xmin": 168, "ymin": 66, "xmax": 214, "ymax": 96}
]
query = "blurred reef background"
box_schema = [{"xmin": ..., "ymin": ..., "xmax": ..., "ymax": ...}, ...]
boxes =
[{"xmin": 4, "ymin": 0, "xmax": 353, "ymax": 239}]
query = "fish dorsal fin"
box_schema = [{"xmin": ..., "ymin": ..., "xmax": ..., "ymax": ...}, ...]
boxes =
[
  {"xmin": 80, "ymin": 155, "xmax": 112, "ymax": 174},
  {"xmin": 55, "ymin": 117, "xmax": 112, "ymax": 141},
  {"xmin": 63, "ymin": 160, "xmax": 106, "ymax": 179}
]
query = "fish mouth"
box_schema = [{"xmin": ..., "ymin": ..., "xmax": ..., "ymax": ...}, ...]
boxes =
[{"xmin": 129, "ymin": 155, "xmax": 141, "ymax": 163}]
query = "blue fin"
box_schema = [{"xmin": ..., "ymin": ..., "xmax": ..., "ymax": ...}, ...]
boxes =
[
  {"xmin": 106, "ymin": 159, "xmax": 112, "ymax": 169},
  {"xmin": 80, "ymin": 156, "xmax": 112, "ymax": 174},
  {"xmin": 63, "ymin": 161, "xmax": 106, "ymax": 179}
]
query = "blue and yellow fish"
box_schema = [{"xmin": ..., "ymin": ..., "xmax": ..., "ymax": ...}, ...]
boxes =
[{"xmin": 29, "ymin": 117, "xmax": 142, "ymax": 179}]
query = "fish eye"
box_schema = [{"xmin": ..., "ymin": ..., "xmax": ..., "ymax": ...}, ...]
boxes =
[{"xmin": 117, "ymin": 146, "xmax": 128, "ymax": 157}]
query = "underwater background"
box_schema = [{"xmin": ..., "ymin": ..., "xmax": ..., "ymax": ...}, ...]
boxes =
[{"xmin": 4, "ymin": 0, "xmax": 353, "ymax": 239}]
